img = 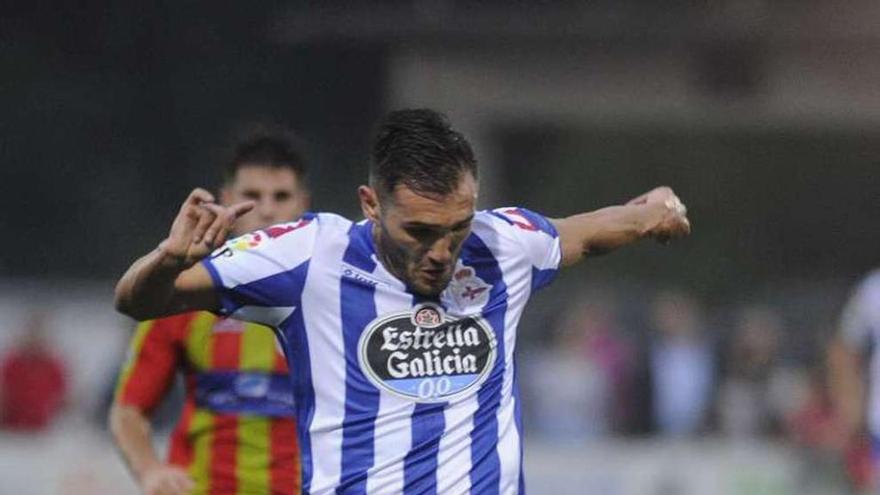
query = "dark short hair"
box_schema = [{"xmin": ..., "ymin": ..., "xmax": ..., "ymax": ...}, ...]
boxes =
[
  {"xmin": 370, "ymin": 109, "xmax": 477, "ymax": 199},
  {"xmin": 223, "ymin": 124, "xmax": 308, "ymax": 184}
]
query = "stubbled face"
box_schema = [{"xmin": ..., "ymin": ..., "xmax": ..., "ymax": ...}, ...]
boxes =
[
  {"xmin": 222, "ymin": 164, "xmax": 308, "ymax": 236},
  {"xmin": 361, "ymin": 173, "xmax": 478, "ymax": 297}
]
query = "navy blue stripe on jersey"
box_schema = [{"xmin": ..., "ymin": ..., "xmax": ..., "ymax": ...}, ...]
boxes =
[
  {"xmin": 280, "ymin": 300, "xmax": 316, "ymax": 493},
  {"xmin": 531, "ymin": 266, "xmax": 558, "ymax": 293},
  {"xmin": 402, "ymin": 293, "xmax": 447, "ymax": 495},
  {"xmin": 338, "ymin": 223, "xmax": 380, "ymax": 494},
  {"xmin": 513, "ymin": 366, "xmax": 526, "ymax": 494},
  {"xmin": 403, "ymin": 402, "xmax": 446, "ymax": 494},
  {"xmin": 463, "ymin": 233, "xmax": 508, "ymax": 495},
  {"xmin": 201, "ymin": 258, "xmax": 309, "ymax": 316}
]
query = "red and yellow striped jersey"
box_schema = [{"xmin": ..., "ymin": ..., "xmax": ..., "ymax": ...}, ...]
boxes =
[{"xmin": 114, "ymin": 312, "xmax": 300, "ymax": 495}]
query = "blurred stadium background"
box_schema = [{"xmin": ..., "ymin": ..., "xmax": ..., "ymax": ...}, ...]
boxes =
[{"xmin": 2, "ymin": 1, "xmax": 880, "ymax": 493}]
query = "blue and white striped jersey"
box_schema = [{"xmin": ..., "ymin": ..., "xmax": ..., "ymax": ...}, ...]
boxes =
[{"xmin": 202, "ymin": 207, "xmax": 561, "ymax": 495}]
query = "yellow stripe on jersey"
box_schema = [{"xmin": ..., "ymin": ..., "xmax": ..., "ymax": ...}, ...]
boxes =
[
  {"xmin": 235, "ymin": 416, "xmax": 271, "ymax": 494},
  {"xmin": 186, "ymin": 312, "xmax": 218, "ymax": 370},
  {"xmin": 239, "ymin": 323, "xmax": 278, "ymax": 372},
  {"xmin": 188, "ymin": 409, "xmax": 215, "ymax": 495},
  {"xmin": 113, "ymin": 320, "xmax": 155, "ymax": 400}
]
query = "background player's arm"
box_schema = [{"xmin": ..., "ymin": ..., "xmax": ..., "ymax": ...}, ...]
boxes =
[
  {"xmin": 109, "ymin": 404, "xmax": 194, "ymax": 495},
  {"xmin": 115, "ymin": 188, "xmax": 254, "ymax": 320},
  {"xmin": 552, "ymin": 186, "xmax": 690, "ymax": 267},
  {"xmin": 110, "ymin": 319, "xmax": 194, "ymax": 495},
  {"xmin": 828, "ymin": 337, "xmax": 865, "ymax": 438}
]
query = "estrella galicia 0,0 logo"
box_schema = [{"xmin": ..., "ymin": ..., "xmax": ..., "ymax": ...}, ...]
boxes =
[{"xmin": 358, "ymin": 303, "xmax": 497, "ymax": 403}]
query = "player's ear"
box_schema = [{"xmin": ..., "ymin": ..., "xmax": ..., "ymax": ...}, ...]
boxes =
[{"xmin": 358, "ymin": 185, "xmax": 381, "ymax": 222}]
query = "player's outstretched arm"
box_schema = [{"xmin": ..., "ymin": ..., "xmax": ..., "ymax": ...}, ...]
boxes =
[
  {"xmin": 552, "ymin": 186, "xmax": 690, "ymax": 267},
  {"xmin": 115, "ymin": 188, "xmax": 254, "ymax": 320},
  {"xmin": 109, "ymin": 403, "xmax": 195, "ymax": 495}
]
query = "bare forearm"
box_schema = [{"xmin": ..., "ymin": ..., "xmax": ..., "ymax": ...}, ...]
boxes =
[
  {"xmin": 109, "ymin": 404, "xmax": 163, "ymax": 481},
  {"xmin": 114, "ymin": 244, "xmax": 186, "ymax": 320},
  {"xmin": 554, "ymin": 203, "xmax": 666, "ymax": 266},
  {"xmin": 828, "ymin": 339, "xmax": 865, "ymax": 435}
]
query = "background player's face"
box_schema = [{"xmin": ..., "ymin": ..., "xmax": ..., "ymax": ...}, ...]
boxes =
[
  {"xmin": 361, "ymin": 172, "xmax": 478, "ymax": 297},
  {"xmin": 222, "ymin": 164, "xmax": 308, "ymax": 236}
]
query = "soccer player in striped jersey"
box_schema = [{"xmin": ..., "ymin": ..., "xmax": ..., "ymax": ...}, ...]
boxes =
[
  {"xmin": 110, "ymin": 129, "xmax": 310, "ymax": 495},
  {"xmin": 830, "ymin": 269, "xmax": 880, "ymax": 489},
  {"xmin": 115, "ymin": 109, "xmax": 690, "ymax": 494}
]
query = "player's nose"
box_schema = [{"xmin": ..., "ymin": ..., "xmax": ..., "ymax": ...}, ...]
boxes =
[
  {"xmin": 426, "ymin": 236, "xmax": 454, "ymax": 265},
  {"xmin": 256, "ymin": 199, "xmax": 276, "ymax": 219}
]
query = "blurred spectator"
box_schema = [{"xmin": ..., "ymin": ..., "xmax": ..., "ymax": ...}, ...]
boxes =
[
  {"xmin": 787, "ymin": 364, "xmax": 864, "ymax": 493},
  {"xmin": 717, "ymin": 306, "xmax": 788, "ymax": 438},
  {"xmin": 635, "ymin": 290, "xmax": 714, "ymax": 436},
  {"xmin": 527, "ymin": 295, "xmax": 630, "ymax": 440},
  {"xmin": 528, "ymin": 325, "xmax": 608, "ymax": 441},
  {"xmin": 0, "ymin": 312, "xmax": 68, "ymax": 431}
]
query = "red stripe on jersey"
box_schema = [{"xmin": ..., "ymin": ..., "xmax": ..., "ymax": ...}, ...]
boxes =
[
  {"xmin": 209, "ymin": 414, "xmax": 239, "ymax": 495},
  {"xmin": 117, "ymin": 313, "xmax": 197, "ymax": 412},
  {"xmin": 168, "ymin": 399, "xmax": 196, "ymax": 468},
  {"xmin": 269, "ymin": 418, "xmax": 300, "ymax": 495},
  {"xmin": 210, "ymin": 329, "xmax": 242, "ymax": 370},
  {"xmin": 273, "ymin": 351, "xmax": 289, "ymax": 373}
]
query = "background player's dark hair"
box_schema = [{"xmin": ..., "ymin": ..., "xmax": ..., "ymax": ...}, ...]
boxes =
[
  {"xmin": 370, "ymin": 109, "xmax": 477, "ymax": 200},
  {"xmin": 223, "ymin": 124, "xmax": 308, "ymax": 185}
]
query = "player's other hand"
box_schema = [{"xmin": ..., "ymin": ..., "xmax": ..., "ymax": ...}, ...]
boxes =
[
  {"xmin": 627, "ymin": 186, "xmax": 691, "ymax": 242},
  {"xmin": 139, "ymin": 464, "xmax": 195, "ymax": 495},
  {"xmin": 159, "ymin": 188, "xmax": 255, "ymax": 270}
]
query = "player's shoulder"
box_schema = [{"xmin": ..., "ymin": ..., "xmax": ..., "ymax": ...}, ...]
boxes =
[
  {"xmin": 136, "ymin": 311, "xmax": 208, "ymax": 340},
  {"xmin": 222, "ymin": 213, "xmax": 351, "ymax": 253},
  {"xmin": 476, "ymin": 207, "xmax": 558, "ymax": 238},
  {"xmin": 854, "ymin": 269, "xmax": 880, "ymax": 298}
]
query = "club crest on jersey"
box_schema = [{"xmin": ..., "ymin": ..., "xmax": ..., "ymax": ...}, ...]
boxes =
[
  {"xmin": 448, "ymin": 266, "xmax": 492, "ymax": 309},
  {"xmin": 358, "ymin": 303, "xmax": 497, "ymax": 403}
]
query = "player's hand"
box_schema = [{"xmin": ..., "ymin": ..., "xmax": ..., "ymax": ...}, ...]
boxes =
[
  {"xmin": 139, "ymin": 464, "xmax": 195, "ymax": 495},
  {"xmin": 627, "ymin": 186, "xmax": 691, "ymax": 242},
  {"xmin": 159, "ymin": 188, "xmax": 255, "ymax": 270}
]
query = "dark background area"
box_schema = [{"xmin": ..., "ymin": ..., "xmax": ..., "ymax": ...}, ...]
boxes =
[{"xmin": 1, "ymin": 2, "xmax": 386, "ymax": 279}]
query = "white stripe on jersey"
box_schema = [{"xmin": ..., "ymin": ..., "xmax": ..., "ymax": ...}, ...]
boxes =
[
  {"xmin": 365, "ymin": 274, "xmax": 416, "ymax": 495},
  {"xmin": 475, "ymin": 217, "xmax": 529, "ymax": 494},
  {"xmin": 301, "ymin": 219, "xmax": 351, "ymax": 494}
]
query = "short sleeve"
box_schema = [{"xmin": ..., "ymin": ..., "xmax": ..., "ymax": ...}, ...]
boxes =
[
  {"xmin": 201, "ymin": 215, "xmax": 317, "ymax": 326},
  {"xmin": 489, "ymin": 207, "xmax": 562, "ymax": 291},
  {"xmin": 114, "ymin": 318, "xmax": 184, "ymax": 414},
  {"xmin": 840, "ymin": 273, "xmax": 880, "ymax": 350}
]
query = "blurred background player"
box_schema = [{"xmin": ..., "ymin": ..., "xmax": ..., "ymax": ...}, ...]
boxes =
[
  {"xmin": 829, "ymin": 268, "xmax": 880, "ymax": 491},
  {"xmin": 109, "ymin": 127, "xmax": 310, "ymax": 495}
]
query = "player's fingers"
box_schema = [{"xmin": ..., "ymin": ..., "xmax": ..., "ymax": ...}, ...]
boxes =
[
  {"xmin": 201, "ymin": 203, "xmax": 232, "ymax": 248},
  {"xmin": 212, "ymin": 221, "xmax": 231, "ymax": 249},
  {"xmin": 229, "ymin": 200, "xmax": 256, "ymax": 219},
  {"xmin": 191, "ymin": 205, "xmax": 217, "ymax": 244},
  {"xmin": 184, "ymin": 187, "xmax": 215, "ymax": 206},
  {"xmin": 167, "ymin": 473, "xmax": 194, "ymax": 494},
  {"xmin": 175, "ymin": 473, "xmax": 195, "ymax": 492},
  {"xmin": 626, "ymin": 192, "xmax": 649, "ymax": 205}
]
